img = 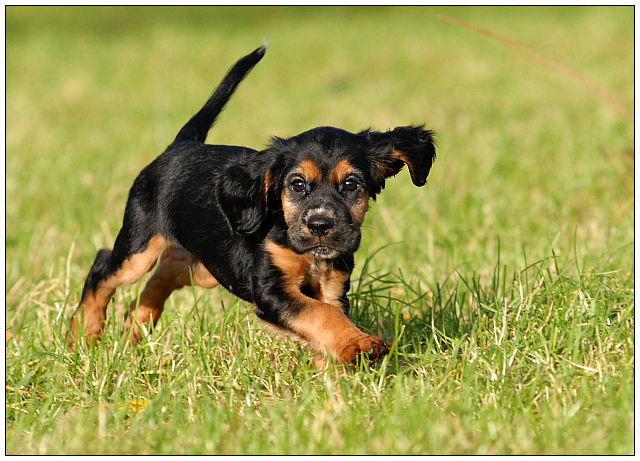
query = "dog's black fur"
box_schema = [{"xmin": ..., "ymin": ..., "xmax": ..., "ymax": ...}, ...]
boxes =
[{"xmin": 69, "ymin": 45, "xmax": 436, "ymax": 366}]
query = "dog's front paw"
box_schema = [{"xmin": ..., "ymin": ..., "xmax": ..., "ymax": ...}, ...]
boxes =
[{"xmin": 338, "ymin": 335, "xmax": 390, "ymax": 365}]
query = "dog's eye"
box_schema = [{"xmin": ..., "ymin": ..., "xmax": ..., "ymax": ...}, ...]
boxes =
[
  {"xmin": 291, "ymin": 178, "xmax": 306, "ymax": 193},
  {"xmin": 343, "ymin": 177, "xmax": 359, "ymax": 192}
]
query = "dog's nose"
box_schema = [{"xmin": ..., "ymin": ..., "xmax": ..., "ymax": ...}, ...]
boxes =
[{"xmin": 307, "ymin": 215, "xmax": 335, "ymax": 236}]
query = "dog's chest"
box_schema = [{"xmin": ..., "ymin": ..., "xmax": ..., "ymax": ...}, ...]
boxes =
[
  {"xmin": 265, "ymin": 240, "xmax": 347, "ymax": 306},
  {"xmin": 303, "ymin": 258, "xmax": 345, "ymax": 306}
]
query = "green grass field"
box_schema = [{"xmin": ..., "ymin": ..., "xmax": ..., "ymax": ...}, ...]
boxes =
[{"xmin": 6, "ymin": 6, "xmax": 634, "ymax": 455}]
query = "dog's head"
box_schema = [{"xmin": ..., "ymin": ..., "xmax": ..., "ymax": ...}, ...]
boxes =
[{"xmin": 217, "ymin": 126, "xmax": 436, "ymax": 258}]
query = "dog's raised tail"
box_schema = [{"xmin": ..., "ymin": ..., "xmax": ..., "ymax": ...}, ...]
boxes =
[{"xmin": 174, "ymin": 45, "xmax": 267, "ymax": 144}]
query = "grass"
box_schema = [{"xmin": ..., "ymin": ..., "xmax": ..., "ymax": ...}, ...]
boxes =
[{"xmin": 5, "ymin": 5, "xmax": 634, "ymax": 455}]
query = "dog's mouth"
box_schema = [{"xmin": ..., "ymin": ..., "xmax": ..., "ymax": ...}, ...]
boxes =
[{"xmin": 307, "ymin": 245, "xmax": 341, "ymax": 260}]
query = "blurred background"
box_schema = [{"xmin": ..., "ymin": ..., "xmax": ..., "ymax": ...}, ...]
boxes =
[{"xmin": 6, "ymin": 5, "xmax": 633, "ymax": 301}]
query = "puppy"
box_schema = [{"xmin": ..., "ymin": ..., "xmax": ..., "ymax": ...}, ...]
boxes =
[{"xmin": 68, "ymin": 45, "xmax": 436, "ymax": 367}]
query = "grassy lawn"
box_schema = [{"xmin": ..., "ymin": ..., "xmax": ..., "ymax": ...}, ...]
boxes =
[{"xmin": 5, "ymin": 6, "xmax": 634, "ymax": 455}]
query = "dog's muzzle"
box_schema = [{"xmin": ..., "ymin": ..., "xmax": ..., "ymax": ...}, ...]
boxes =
[{"xmin": 306, "ymin": 215, "xmax": 335, "ymax": 237}]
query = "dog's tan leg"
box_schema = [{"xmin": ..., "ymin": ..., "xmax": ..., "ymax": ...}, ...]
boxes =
[
  {"xmin": 286, "ymin": 300, "xmax": 389, "ymax": 366},
  {"xmin": 69, "ymin": 234, "xmax": 168, "ymax": 346},
  {"xmin": 263, "ymin": 240, "xmax": 389, "ymax": 367},
  {"xmin": 123, "ymin": 245, "xmax": 219, "ymax": 344}
]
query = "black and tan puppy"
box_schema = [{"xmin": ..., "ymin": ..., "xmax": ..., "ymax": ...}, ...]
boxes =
[{"xmin": 69, "ymin": 45, "xmax": 436, "ymax": 367}]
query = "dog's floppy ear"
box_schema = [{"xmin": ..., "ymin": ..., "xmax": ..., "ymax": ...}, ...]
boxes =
[
  {"xmin": 216, "ymin": 159, "xmax": 279, "ymax": 235},
  {"xmin": 361, "ymin": 125, "xmax": 436, "ymax": 189}
]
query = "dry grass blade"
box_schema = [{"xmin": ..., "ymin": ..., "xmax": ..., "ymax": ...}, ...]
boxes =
[{"xmin": 438, "ymin": 14, "xmax": 634, "ymax": 124}]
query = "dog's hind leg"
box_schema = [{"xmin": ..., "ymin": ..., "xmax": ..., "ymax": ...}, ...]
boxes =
[
  {"xmin": 68, "ymin": 233, "xmax": 168, "ymax": 347},
  {"xmin": 123, "ymin": 245, "xmax": 219, "ymax": 344}
]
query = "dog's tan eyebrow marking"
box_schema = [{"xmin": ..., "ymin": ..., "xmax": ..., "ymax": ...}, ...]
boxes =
[
  {"xmin": 295, "ymin": 159, "xmax": 322, "ymax": 183},
  {"xmin": 329, "ymin": 159, "xmax": 354, "ymax": 182}
]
